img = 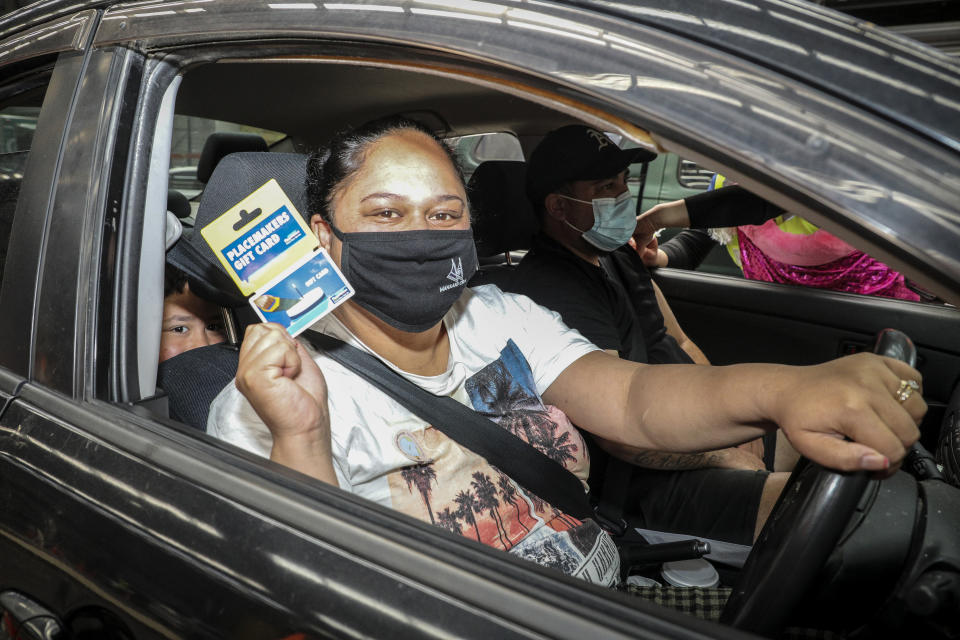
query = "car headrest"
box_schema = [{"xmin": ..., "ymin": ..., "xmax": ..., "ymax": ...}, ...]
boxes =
[
  {"xmin": 165, "ymin": 211, "xmax": 183, "ymax": 251},
  {"xmin": 196, "ymin": 132, "xmax": 268, "ymax": 183},
  {"xmin": 156, "ymin": 343, "xmax": 239, "ymax": 431},
  {"xmin": 468, "ymin": 160, "xmax": 539, "ymax": 258},
  {"xmin": 167, "ymin": 188, "xmax": 191, "ymax": 219},
  {"xmin": 166, "ymin": 151, "xmax": 310, "ymax": 307}
]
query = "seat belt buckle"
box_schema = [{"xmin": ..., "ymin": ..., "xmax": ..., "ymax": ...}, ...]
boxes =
[{"xmin": 593, "ymin": 505, "xmax": 629, "ymax": 538}]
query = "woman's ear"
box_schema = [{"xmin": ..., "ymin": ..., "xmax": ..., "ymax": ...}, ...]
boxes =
[{"xmin": 311, "ymin": 214, "xmax": 333, "ymax": 251}]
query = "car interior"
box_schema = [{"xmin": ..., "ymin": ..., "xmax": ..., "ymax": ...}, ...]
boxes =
[{"xmin": 138, "ymin": 50, "xmax": 960, "ymax": 638}]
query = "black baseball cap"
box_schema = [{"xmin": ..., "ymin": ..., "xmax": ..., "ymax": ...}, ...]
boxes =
[{"xmin": 526, "ymin": 125, "xmax": 657, "ymax": 207}]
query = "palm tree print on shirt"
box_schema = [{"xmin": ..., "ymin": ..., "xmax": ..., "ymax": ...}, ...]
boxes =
[
  {"xmin": 470, "ymin": 373, "xmax": 544, "ymax": 443},
  {"xmin": 454, "ymin": 488, "xmax": 482, "ymax": 542},
  {"xmin": 496, "ymin": 472, "xmax": 530, "ymax": 534},
  {"xmin": 401, "ymin": 463, "xmax": 438, "ymax": 524},
  {"xmin": 466, "ymin": 340, "xmax": 580, "ymax": 468},
  {"xmin": 530, "ymin": 420, "xmax": 578, "ymax": 467},
  {"xmin": 386, "ymin": 340, "xmax": 586, "ymax": 551},
  {"xmin": 464, "ymin": 340, "xmax": 586, "ymax": 533},
  {"xmin": 437, "ymin": 507, "xmax": 462, "ymax": 535},
  {"xmin": 471, "ymin": 471, "xmax": 510, "ymax": 548}
]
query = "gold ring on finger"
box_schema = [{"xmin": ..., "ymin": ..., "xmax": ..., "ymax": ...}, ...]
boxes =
[{"xmin": 895, "ymin": 379, "xmax": 919, "ymax": 403}]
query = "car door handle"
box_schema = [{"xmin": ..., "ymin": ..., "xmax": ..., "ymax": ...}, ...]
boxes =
[{"xmin": 0, "ymin": 590, "xmax": 65, "ymax": 640}]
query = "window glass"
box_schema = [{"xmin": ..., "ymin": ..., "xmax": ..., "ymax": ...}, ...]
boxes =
[
  {"xmin": 676, "ymin": 159, "xmax": 715, "ymax": 190},
  {"xmin": 449, "ymin": 132, "xmax": 523, "ymax": 179},
  {"xmin": 0, "ymin": 105, "xmax": 40, "ymax": 153},
  {"xmin": 169, "ymin": 115, "xmax": 287, "ymax": 212},
  {"xmin": 150, "ymin": 110, "xmax": 290, "ymax": 417},
  {"xmin": 0, "ymin": 83, "xmax": 49, "ymax": 281}
]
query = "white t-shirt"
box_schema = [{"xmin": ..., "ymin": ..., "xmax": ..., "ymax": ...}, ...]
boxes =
[{"xmin": 208, "ymin": 284, "xmax": 619, "ymax": 585}]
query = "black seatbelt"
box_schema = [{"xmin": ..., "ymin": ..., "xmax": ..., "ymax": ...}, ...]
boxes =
[
  {"xmin": 592, "ymin": 457, "xmax": 633, "ymax": 537},
  {"xmin": 302, "ymin": 330, "xmax": 593, "ymax": 521}
]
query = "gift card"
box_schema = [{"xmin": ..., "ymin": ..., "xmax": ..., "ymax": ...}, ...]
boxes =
[
  {"xmin": 249, "ymin": 247, "xmax": 354, "ymax": 337},
  {"xmin": 200, "ymin": 179, "xmax": 317, "ymax": 296}
]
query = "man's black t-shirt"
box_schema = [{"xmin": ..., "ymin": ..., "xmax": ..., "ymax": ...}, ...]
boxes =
[{"xmin": 498, "ymin": 234, "xmax": 692, "ymax": 366}]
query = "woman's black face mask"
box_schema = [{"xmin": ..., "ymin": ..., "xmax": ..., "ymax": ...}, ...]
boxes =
[{"xmin": 328, "ymin": 224, "xmax": 478, "ymax": 333}]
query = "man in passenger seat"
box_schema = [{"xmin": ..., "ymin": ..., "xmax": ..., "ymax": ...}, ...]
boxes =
[
  {"xmin": 496, "ymin": 125, "xmax": 791, "ymax": 545},
  {"xmin": 207, "ymin": 116, "xmax": 924, "ymax": 618}
]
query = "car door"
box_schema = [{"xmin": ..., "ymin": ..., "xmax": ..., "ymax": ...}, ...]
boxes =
[
  {"xmin": 0, "ymin": 9, "xmax": 529, "ymax": 640},
  {"xmin": 0, "ymin": 10, "xmax": 125, "ymax": 635},
  {"xmin": 0, "ymin": 4, "xmax": 741, "ymax": 639},
  {"xmin": 3, "ymin": 1, "xmax": 956, "ymax": 637},
  {"xmin": 655, "ymin": 269, "xmax": 960, "ymax": 446}
]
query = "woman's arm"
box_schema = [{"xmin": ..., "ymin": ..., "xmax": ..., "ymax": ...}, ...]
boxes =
[
  {"xmin": 634, "ymin": 185, "xmax": 785, "ymax": 246},
  {"xmin": 542, "ymin": 351, "xmax": 923, "ymax": 474},
  {"xmin": 235, "ymin": 323, "xmax": 339, "ymax": 485}
]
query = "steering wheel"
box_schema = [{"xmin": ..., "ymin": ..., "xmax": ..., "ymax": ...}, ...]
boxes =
[{"xmin": 719, "ymin": 329, "xmax": 916, "ymax": 635}]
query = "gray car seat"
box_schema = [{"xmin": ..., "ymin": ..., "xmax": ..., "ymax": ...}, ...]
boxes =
[
  {"xmin": 197, "ymin": 132, "xmax": 268, "ymax": 184},
  {"xmin": 466, "ymin": 160, "xmax": 539, "ymax": 288},
  {"xmin": 161, "ymin": 151, "xmax": 310, "ymax": 430},
  {"xmin": 166, "ymin": 151, "xmax": 310, "ymax": 308}
]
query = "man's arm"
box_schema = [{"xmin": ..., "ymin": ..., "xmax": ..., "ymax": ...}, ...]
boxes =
[
  {"xmin": 235, "ymin": 323, "xmax": 339, "ymax": 485},
  {"xmin": 651, "ymin": 280, "xmax": 709, "ymax": 365},
  {"xmin": 542, "ymin": 351, "xmax": 924, "ymax": 474}
]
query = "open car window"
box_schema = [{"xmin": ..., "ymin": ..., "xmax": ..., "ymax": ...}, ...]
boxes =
[
  {"xmin": 139, "ymin": 44, "xmax": 955, "ymax": 469},
  {"xmin": 136, "ymin": 43, "xmax": 951, "ymax": 467}
]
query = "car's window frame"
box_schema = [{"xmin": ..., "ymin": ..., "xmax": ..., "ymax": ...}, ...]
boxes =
[
  {"xmin": 82, "ymin": 32, "xmax": 762, "ymax": 634},
  {"xmin": 0, "ymin": 10, "xmax": 98, "ymax": 384},
  {"xmin": 89, "ymin": 32, "xmax": 700, "ymax": 623},
  {"xmin": 102, "ymin": 0, "xmax": 960, "ymax": 501}
]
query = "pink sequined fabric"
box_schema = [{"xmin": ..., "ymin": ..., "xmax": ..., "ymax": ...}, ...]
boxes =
[{"xmin": 738, "ymin": 229, "xmax": 921, "ymax": 301}]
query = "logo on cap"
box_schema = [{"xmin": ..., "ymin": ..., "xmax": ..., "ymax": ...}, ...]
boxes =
[{"xmin": 586, "ymin": 129, "xmax": 611, "ymax": 150}]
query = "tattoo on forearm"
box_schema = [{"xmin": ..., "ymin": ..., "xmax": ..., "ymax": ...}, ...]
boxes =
[{"xmin": 628, "ymin": 450, "xmax": 723, "ymax": 470}]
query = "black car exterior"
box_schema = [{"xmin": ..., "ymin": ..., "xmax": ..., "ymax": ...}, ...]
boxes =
[{"xmin": 0, "ymin": 1, "xmax": 958, "ymax": 638}]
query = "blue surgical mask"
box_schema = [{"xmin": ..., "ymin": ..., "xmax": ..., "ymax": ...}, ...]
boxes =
[{"xmin": 560, "ymin": 191, "xmax": 636, "ymax": 252}]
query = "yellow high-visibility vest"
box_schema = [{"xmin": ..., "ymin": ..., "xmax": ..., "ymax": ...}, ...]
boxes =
[{"xmin": 712, "ymin": 174, "xmax": 818, "ymax": 268}]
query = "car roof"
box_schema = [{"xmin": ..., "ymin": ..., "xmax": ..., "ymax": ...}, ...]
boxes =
[
  {"xmin": 570, "ymin": 0, "xmax": 960, "ymax": 156},
  {"xmin": 0, "ymin": 0, "xmax": 109, "ymax": 39},
  {"xmin": 5, "ymin": 0, "xmax": 958, "ymax": 130},
  {"xmin": 5, "ymin": 0, "xmax": 957, "ymax": 151},
  {"xmin": 4, "ymin": 0, "xmax": 958, "ymax": 301}
]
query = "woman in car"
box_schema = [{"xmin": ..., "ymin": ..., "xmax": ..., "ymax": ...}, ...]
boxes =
[{"xmin": 208, "ymin": 115, "xmax": 924, "ymax": 600}]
